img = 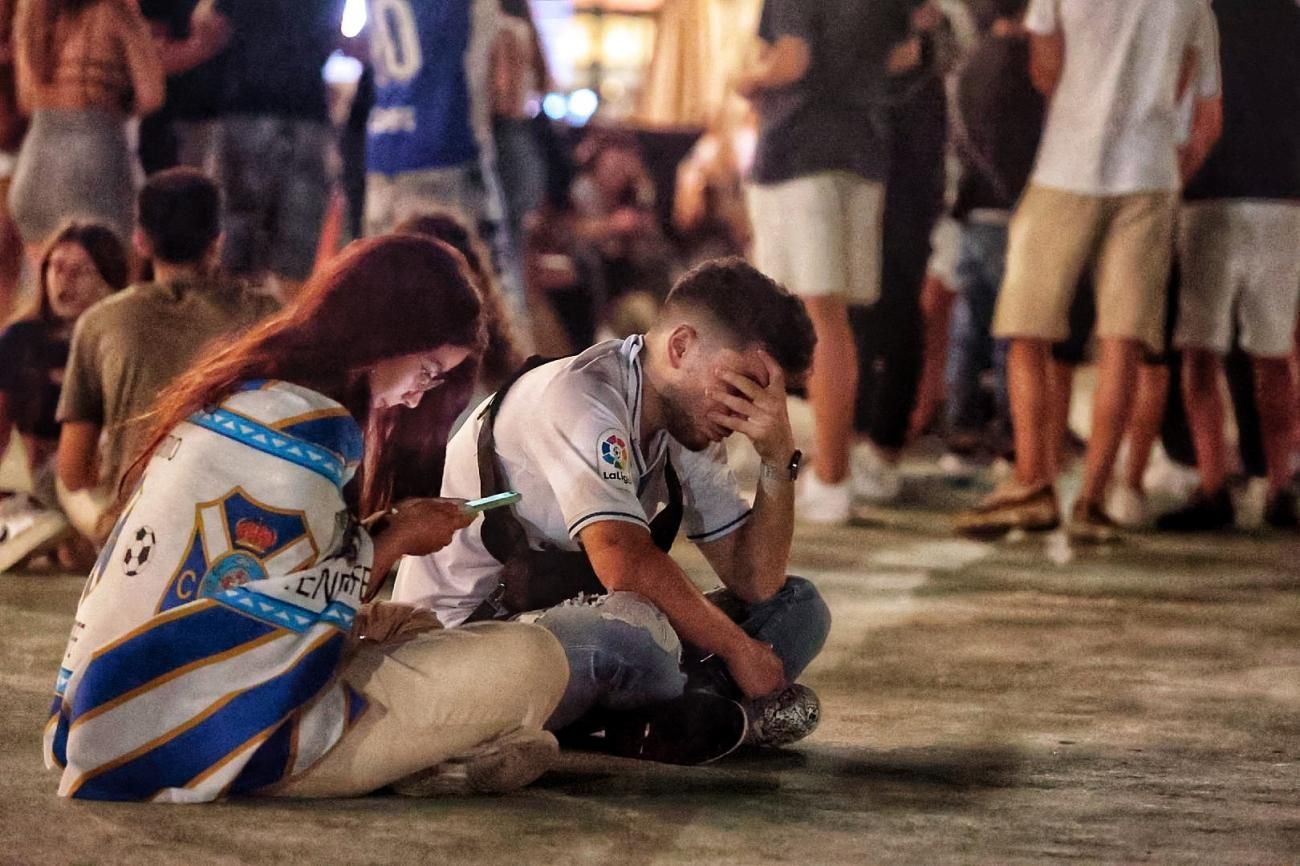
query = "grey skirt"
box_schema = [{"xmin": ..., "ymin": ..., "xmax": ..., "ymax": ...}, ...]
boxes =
[{"xmin": 9, "ymin": 108, "xmax": 135, "ymax": 247}]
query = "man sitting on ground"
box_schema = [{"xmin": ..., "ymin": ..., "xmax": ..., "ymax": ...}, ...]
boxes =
[
  {"xmin": 56, "ymin": 168, "xmax": 279, "ymax": 537},
  {"xmin": 394, "ymin": 258, "xmax": 831, "ymax": 764}
]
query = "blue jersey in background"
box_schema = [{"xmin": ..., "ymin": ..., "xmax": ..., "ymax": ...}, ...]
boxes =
[{"xmin": 366, "ymin": 0, "xmax": 481, "ymax": 174}]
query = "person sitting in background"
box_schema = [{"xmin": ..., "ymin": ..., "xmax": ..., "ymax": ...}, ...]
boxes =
[
  {"xmin": 394, "ymin": 211, "xmax": 525, "ymax": 393},
  {"xmin": 56, "ymin": 168, "xmax": 279, "ymax": 541},
  {"xmin": 0, "ymin": 221, "xmax": 127, "ymax": 572},
  {"xmin": 44, "ymin": 234, "xmax": 568, "ymax": 802},
  {"xmin": 570, "ymin": 135, "xmax": 677, "ymax": 337}
]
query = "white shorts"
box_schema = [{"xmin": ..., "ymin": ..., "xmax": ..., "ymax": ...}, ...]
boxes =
[
  {"xmin": 745, "ymin": 171, "xmax": 884, "ymax": 305},
  {"xmin": 1175, "ymin": 200, "xmax": 1300, "ymax": 357}
]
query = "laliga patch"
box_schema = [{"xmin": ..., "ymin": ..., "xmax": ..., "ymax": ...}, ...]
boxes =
[{"xmin": 597, "ymin": 429, "xmax": 633, "ymax": 486}]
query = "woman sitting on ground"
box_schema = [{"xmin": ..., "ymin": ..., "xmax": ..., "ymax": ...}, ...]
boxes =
[
  {"xmin": 0, "ymin": 221, "xmax": 128, "ymax": 572},
  {"xmin": 43, "ymin": 235, "xmax": 567, "ymax": 802}
]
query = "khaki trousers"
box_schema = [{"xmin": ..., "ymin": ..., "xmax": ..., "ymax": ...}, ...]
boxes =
[{"xmin": 270, "ymin": 622, "xmax": 568, "ymax": 798}]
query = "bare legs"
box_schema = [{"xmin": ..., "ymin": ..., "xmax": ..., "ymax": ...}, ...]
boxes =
[{"xmin": 803, "ymin": 294, "xmax": 858, "ymax": 484}]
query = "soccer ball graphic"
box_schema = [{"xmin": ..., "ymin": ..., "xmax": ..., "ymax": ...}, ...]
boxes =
[{"xmin": 121, "ymin": 526, "xmax": 157, "ymax": 577}]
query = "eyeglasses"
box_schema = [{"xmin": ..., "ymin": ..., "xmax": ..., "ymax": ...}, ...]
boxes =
[{"xmin": 413, "ymin": 362, "xmax": 448, "ymax": 393}]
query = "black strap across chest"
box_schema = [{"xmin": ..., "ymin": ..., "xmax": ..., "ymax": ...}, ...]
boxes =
[{"xmin": 469, "ymin": 355, "xmax": 682, "ymax": 620}]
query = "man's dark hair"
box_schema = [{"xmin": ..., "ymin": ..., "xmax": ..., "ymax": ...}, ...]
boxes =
[
  {"xmin": 662, "ymin": 257, "xmax": 816, "ymax": 388},
  {"xmin": 986, "ymin": 0, "xmax": 1028, "ymax": 21},
  {"xmin": 137, "ymin": 168, "xmax": 221, "ymax": 264}
]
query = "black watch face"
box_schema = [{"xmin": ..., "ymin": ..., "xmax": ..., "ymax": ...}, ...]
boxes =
[{"xmin": 788, "ymin": 449, "xmax": 803, "ymax": 480}]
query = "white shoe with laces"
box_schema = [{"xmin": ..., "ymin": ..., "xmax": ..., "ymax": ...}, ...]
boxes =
[
  {"xmin": 1107, "ymin": 485, "xmax": 1147, "ymax": 529},
  {"xmin": 795, "ymin": 471, "xmax": 851, "ymax": 524},
  {"xmin": 0, "ymin": 495, "xmax": 70, "ymax": 574},
  {"xmin": 850, "ymin": 443, "xmax": 902, "ymax": 504}
]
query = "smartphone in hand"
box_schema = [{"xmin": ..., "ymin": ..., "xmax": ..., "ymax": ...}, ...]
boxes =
[{"xmin": 463, "ymin": 491, "xmax": 522, "ymax": 513}]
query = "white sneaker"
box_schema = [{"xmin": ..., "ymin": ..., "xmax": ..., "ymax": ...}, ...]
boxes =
[
  {"xmin": 795, "ymin": 472, "xmax": 851, "ymax": 524},
  {"xmin": 1142, "ymin": 445, "xmax": 1201, "ymax": 500},
  {"xmin": 850, "ymin": 443, "xmax": 901, "ymax": 504},
  {"xmin": 1107, "ymin": 486, "xmax": 1147, "ymax": 529},
  {"xmin": 1235, "ymin": 477, "xmax": 1269, "ymax": 530},
  {"xmin": 0, "ymin": 495, "xmax": 71, "ymax": 574}
]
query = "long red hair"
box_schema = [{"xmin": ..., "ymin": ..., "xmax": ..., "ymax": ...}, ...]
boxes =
[{"xmin": 122, "ymin": 235, "xmax": 486, "ymax": 515}]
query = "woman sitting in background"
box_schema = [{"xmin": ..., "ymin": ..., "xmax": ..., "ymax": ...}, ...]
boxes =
[
  {"xmin": 0, "ymin": 220, "xmax": 127, "ymax": 572},
  {"xmin": 44, "ymin": 235, "xmax": 567, "ymax": 802}
]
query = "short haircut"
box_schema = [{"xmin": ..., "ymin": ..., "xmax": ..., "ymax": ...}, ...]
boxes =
[
  {"xmin": 137, "ymin": 168, "xmax": 221, "ymax": 264},
  {"xmin": 990, "ymin": 0, "xmax": 1028, "ymax": 20},
  {"xmin": 661, "ymin": 257, "xmax": 816, "ymax": 387}
]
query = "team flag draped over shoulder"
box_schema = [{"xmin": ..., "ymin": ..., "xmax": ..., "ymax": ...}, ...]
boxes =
[{"xmin": 45, "ymin": 381, "xmax": 373, "ymax": 802}]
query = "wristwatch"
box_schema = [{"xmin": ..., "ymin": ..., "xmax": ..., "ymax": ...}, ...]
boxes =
[{"xmin": 761, "ymin": 449, "xmax": 802, "ymax": 483}]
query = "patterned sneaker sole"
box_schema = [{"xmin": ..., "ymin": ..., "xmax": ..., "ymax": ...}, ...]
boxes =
[{"xmin": 747, "ymin": 684, "xmax": 821, "ymax": 748}]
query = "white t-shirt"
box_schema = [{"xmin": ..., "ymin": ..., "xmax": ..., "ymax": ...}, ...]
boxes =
[
  {"xmin": 1025, "ymin": 0, "xmax": 1220, "ymax": 195},
  {"xmin": 393, "ymin": 336, "xmax": 752, "ymax": 627}
]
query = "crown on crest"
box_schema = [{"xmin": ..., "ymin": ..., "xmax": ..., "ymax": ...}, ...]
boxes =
[{"xmin": 234, "ymin": 519, "xmax": 277, "ymax": 554}]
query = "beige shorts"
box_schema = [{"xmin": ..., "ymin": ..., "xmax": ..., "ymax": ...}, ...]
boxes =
[
  {"xmin": 269, "ymin": 621, "xmax": 567, "ymax": 798},
  {"xmin": 994, "ymin": 184, "xmax": 1176, "ymax": 353},
  {"xmin": 1175, "ymin": 200, "xmax": 1300, "ymax": 358},
  {"xmin": 746, "ymin": 171, "xmax": 884, "ymax": 304}
]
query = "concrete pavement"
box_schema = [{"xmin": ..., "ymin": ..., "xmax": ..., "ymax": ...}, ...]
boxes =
[{"xmin": 1, "ymin": 445, "xmax": 1298, "ymax": 864}]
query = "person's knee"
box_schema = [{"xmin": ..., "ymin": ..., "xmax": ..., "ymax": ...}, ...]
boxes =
[
  {"xmin": 778, "ymin": 577, "xmax": 832, "ymax": 659},
  {"xmin": 537, "ymin": 593, "xmax": 685, "ymax": 702},
  {"xmin": 513, "ymin": 623, "xmax": 571, "ymax": 703}
]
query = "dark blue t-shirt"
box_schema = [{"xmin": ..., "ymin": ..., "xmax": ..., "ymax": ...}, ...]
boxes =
[
  {"xmin": 366, "ymin": 0, "xmax": 481, "ymax": 175},
  {"xmin": 213, "ymin": 0, "xmax": 343, "ymax": 121},
  {"xmin": 1184, "ymin": 0, "xmax": 1300, "ymax": 201},
  {"xmin": 749, "ymin": 0, "xmax": 911, "ymax": 185}
]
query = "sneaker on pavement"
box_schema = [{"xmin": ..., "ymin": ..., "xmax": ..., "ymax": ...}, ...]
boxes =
[
  {"xmin": 1155, "ymin": 488, "xmax": 1235, "ymax": 532},
  {"xmin": 0, "ymin": 500, "xmax": 71, "ymax": 574},
  {"xmin": 1067, "ymin": 500, "xmax": 1123, "ymax": 544},
  {"xmin": 953, "ymin": 483, "xmax": 1060, "ymax": 539},
  {"xmin": 602, "ymin": 691, "xmax": 748, "ymax": 765},
  {"xmin": 391, "ymin": 727, "xmax": 558, "ymax": 796},
  {"xmin": 1142, "ymin": 445, "xmax": 1201, "ymax": 500},
  {"xmin": 745, "ymin": 683, "xmax": 820, "ymax": 749},
  {"xmin": 795, "ymin": 471, "xmax": 852, "ymax": 524},
  {"xmin": 1107, "ymin": 486, "xmax": 1147, "ymax": 529},
  {"xmin": 850, "ymin": 443, "xmax": 902, "ymax": 504},
  {"xmin": 1263, "ymin": 489, "xmax": 1299, "ymax": 530}
]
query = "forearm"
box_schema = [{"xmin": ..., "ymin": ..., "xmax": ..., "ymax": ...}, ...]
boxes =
[
  {"xmin": 728, "ymin": 466, "xmax": 794, "ymax": 602},
  {"xmin": 737, "ymin": 35, "xmax": 809, "ymax": 96},
  {"xmin": 606, "ymin": 548, "xmax": 755, "ymax": 662},
  {"xmin": 56, "ymin": 422, "xmax": 102, "ymax": 491},
  {"xmin": 1180, "ymin": 96, "xmax": 1223, "ymax": 182}
]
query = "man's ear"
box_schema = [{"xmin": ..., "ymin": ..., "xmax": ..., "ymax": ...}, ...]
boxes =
[
  {"xmin": 132, "ymin": 228, "xmax": 153, "ymax": 263},
  {"xmin": 666, "ymin": 324, "xmax": 697, "ymax": 369}
]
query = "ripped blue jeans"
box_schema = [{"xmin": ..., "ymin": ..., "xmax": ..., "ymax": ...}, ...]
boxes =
[{"xmin": 533, "ymin": 577, "xmax": 831, "ymax": 731}]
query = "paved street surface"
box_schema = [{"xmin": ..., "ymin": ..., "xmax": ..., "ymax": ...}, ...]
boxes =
[{"xmin": 2, "ymin": 435, "xmax": 1298, "ymax": 865}]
